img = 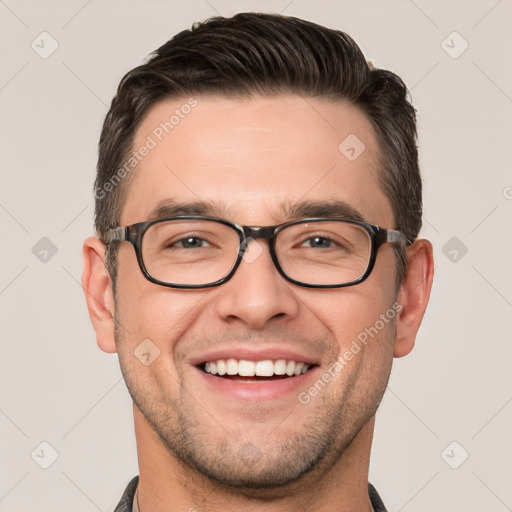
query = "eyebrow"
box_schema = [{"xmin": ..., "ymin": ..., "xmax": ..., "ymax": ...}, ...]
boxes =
[
  {"xmin": 148, "ymin": 199, "xmax": 229, "ymax": 220},
  {"xmin": 147, "ymin": 198, "xmax": 365, "ymax": 224},
  {"xmin": 282, "ymin": 199, "xmax": 365, "ymax": 223}
]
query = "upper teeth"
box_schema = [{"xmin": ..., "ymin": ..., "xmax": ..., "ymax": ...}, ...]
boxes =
[{"xmin": 203, "ymin": 359, "xmax": 310, "ymax": 377}]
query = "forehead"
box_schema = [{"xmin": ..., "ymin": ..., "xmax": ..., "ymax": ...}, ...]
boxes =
[{"xmin": 121, "ymin": 94, "xmax": 393, "ymax": 226}]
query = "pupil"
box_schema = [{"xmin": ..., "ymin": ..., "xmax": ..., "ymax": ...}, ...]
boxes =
[
  {"xmin": 312, "ymin": 237, "xmax": 330, "ymax": 248},
  {"xmin": 183, "ymin": 237, "xmax": 202, "ymax": 248}
]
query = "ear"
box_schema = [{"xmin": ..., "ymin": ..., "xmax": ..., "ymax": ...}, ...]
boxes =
[
  {"xmin": 394, "ymin": 239, "xmax": 434, "ymax": 358},
  {"xmin": 82, "ymin": 237, "xmax": 117, "ymax": 353}
]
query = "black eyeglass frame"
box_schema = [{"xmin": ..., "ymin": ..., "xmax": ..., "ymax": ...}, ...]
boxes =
[{"xmin": 105, "ymin": 215, "xmax": 409, "ymax": 289}]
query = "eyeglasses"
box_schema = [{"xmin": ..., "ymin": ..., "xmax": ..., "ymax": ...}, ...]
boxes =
[{"xmin": 105, "ymin": 216, "xmax": 408, "ymax": 289}]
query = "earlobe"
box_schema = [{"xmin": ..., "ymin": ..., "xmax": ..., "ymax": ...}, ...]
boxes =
[
  {"xmin": 394, "ymin": 239, "xmax": 434, "ymax": 358},
  {"xmin": 82, "ymin": 237, "xmax": 117, "ymax": 353}
]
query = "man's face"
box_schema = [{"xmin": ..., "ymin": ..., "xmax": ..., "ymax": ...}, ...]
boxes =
[{"xmin": 114, "ymin": 95, "xmax": 399, "ymax": 488}]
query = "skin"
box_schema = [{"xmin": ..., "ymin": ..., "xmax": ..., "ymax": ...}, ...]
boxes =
[{"xmin": 82, "ymin": 95, "xmax": 434, "ymax": 511}]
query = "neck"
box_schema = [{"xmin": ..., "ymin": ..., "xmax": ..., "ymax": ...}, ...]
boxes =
[{"xmin": 133, "ymin": 404, "xmax": 375, "ymax": 512}]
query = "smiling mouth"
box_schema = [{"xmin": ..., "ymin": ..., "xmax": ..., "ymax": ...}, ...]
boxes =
[{"xmin": 198, "ymin": 358, "xmax": 315, "ymax": 381}]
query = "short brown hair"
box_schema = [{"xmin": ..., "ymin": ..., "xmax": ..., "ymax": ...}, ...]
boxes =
[{"xmin": 95, "ymin": 12, "xmax": 421, "ymax": 286}]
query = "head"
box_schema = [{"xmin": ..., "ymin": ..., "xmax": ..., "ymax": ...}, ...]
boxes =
[{"xmin": 83, "ymin": 13, "xmax": 433, "ymax": 492}]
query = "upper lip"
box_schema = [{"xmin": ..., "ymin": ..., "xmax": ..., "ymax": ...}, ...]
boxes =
[{"xmin": 189, "ymin": 346, "xmax": 320, "ymax": 366}]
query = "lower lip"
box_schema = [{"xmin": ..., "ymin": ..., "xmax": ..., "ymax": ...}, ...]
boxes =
[{"xmin": 195, "ymin": 366, "xmax": 319, "ymax": 401}]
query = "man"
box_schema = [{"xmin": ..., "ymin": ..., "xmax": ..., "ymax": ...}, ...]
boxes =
[{"xmin": 82, "ymin": 12, "xmax": 433, "ymax": 512}]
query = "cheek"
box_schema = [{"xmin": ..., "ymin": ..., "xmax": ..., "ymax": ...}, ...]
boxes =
[
  {"xmin": 321, "ymin": 290, "xmax": 396, "ymax": 409},
  {"xmin": 114, "ymin": 249, "xmax": 207, "ymax": 353},
  {"xmin": 113, "ymin": 278, "xmax": 208, "ymax": 402},
  {"xmin": 299, "ymin": 282, "xmax": 397, "ymax": 358}
]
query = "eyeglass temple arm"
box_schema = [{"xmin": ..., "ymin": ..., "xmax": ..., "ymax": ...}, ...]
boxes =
[
  {"xmin": 105, "ymin": 227, "xmax": 129, "ymax": 243},
  {"xmin": 385, "ymin": 229, "xmax": 410, "ymax": 245}
]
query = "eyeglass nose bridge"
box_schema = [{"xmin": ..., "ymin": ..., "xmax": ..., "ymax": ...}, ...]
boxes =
[
  {"xmin": 242, "ymin": 225, "xmax": 276, "ymax": 239},
  {"xmin": 238, "ymin": 225, "xmax": 277, "ymax": 250}
]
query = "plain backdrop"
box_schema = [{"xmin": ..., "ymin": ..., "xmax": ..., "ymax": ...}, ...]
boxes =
[{"xmin": 1, "ymin": 1, "xmax": 511, "ymax": 510}]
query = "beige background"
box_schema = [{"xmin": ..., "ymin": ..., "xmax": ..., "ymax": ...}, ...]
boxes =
[{"xmin": 1, "ymin": 0, "xmax": 511, "ymax": 510}]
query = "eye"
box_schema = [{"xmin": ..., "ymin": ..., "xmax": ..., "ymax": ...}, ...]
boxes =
[
  {"xmin": 300, "ymin": 236, "xmax": 334, "ymax": 249},
  {"xmin": 173, "ymin": 236, "xmax": 211, "ymax": 249}
]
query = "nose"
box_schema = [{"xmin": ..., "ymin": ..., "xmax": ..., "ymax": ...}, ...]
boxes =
[{"xmin": 214, "ymin": 238, "xmax": 300, "ymax": 329}]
